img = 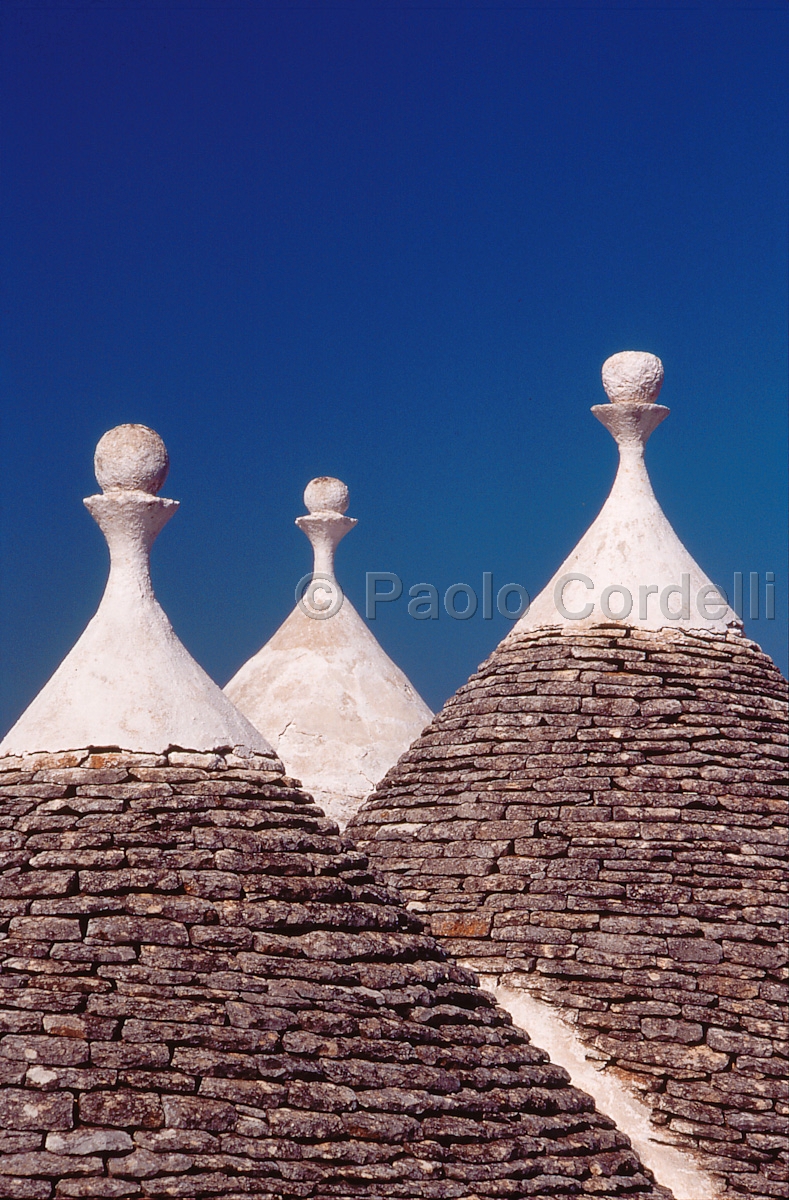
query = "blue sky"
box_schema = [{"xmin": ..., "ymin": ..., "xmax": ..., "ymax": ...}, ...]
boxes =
[{"xmin": 1, "ymin": 0, "xmax": 786, "ymax": 734}]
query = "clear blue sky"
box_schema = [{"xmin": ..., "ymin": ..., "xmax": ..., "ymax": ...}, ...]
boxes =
[{"xmin": 1, "ymin": 0, "xmax": 786, "ymax": 735}]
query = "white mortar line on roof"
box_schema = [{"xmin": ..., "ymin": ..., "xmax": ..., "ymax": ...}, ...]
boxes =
[{"xmin": 474, "ymin": 974, "xmax": 721, "ymax": 1200}]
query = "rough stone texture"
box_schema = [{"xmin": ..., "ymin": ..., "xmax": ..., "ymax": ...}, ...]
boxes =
[
  {"xmin": 600, "ymin": 352, "xmax": 664, "ymax": 406},
  {"xmin": 0, "ymin": 748, "xmax": 666, "ymax": 1200},
  {"xmin": 94, "ymin": 425, "xmax": 169, "ymax": 496},
  {"xmin": 351, "ymin": 626, "xmax": 789, "ymax": 1200}
]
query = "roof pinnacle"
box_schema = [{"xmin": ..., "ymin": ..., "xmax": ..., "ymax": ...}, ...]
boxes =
[
  {"xmin": 303, "ymin": 475, "xmax": 350, "ymax": 515},
  {"xmin": 0, "ymin": 424, "xmax": 273, "ymax": 757},
  {"xmin": 224, "ymin": 474, "xmax": 432, "ymax": 826},
  {"xmin": 594, "ymin": 351, "xmax": 669, "ymax": 450},
  {"xmin": 511, "ymin": 351, "xmax": 739, "ymax": 633},
  {"xmin": 83, "ymin": 429, "xmax": 180, "ymax": 621},
  {"xmin": 296, "ymin": 476, "xmax": 357, "ymax": 581},
  {"xmin": 601, "ymin": 350, "xmax": 664, "ymax": 405},
  {"xmin": 94, "ymin": 422, "xmax": 170, "ymax": 494}
]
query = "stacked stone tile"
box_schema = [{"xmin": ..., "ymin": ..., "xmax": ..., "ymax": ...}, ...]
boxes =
[
  {"xmin": 351, "ymin": 625, "xmax": 788, "ymax": 1199},
  {"xmin": 350, "ymin": 357, "xmax": 789, "ymax": 1200},
  {"xmin": 0, "ymin": 746, "xmax": 671, "ymax": 1200},
  {"xmin": 0, "ymin": 423, "xmax": 667, "ymax": 1200}
]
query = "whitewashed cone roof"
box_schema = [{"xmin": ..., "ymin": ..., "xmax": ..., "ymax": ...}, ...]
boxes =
[
  {"xmin": 225, "ymin": 477, "xmax": 432, "ymax": 826},
  {"xmin": 0, "ymin": 424, "xmax": 274, "ymax": 758},
  {"xmin": 516, "ymin": 351, "xmax": 741, "ymax": 634}
]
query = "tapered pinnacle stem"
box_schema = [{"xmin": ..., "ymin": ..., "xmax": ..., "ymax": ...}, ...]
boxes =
[{"xmin": 295, "ymin": 477, "xmax": 357, "ymax": 579}]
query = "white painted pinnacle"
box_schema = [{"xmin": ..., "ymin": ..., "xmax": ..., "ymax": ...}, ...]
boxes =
[
  {"xmin": 0, "ymin": 424, "xmax": 275, "ymax": 758},
  {"xmin": 296, "ymin": 476, "xmax": 357, "ymax": 583},
  {"xmin": 601, "ymin": 350, "xmax": 664, "ymax": 405},
  {"xmin": 304, "ymin": 476, "xmax": 350, "ymax": 515},
  {"xmin": 225, "ymin": 478, "xmax": 433, "ymax": 827},
  {"xmin": 515, "ymin": 353, "xmax": 740, "ymax": 634},
  {"xmin": 94, "ymin": 423, "xmax": 170, "ymax": 494}
]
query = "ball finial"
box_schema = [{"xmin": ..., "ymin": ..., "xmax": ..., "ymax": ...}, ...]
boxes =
[
  {"xmin": 303, "ymin": 476, "xmax": 349, "ymax": 515},
  {"xmin": 602, "ymin": 351, "xmax": 664, "ymax": 405},
  {"xmin": 94, "ymin": 424, "xmax": 169, "ymax": 495}
]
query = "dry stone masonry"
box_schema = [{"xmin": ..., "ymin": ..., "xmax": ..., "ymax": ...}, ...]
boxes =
[
  {"xmin": 351, "ymin": 356, "xmax": 788, "ymax": 1200},
  {"xmin": 351, "ymin": 626, "xmax": 788, "ymax": 1199},
  {"xmin": 0, "ymin": 748, "xmax": 667, "ymax": 1199},
  {"xmin": 0, "ymin": 423, "xmax": 670, "ymax": 1200}
]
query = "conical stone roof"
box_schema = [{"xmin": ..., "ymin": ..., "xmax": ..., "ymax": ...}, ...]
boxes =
[
  {"xmin": 0, "ymin": 426, "xmax": 667, "ymax": 1200},
  {"xmin": 0, "ymin": 748, "xmax": 669, "ymax": 1200},
  {"xmin": 350, "ymin": 356, "xmax": 789, "ymax": 1200},
  {"xmin": 225, "ymin": 477, "xmax": 432, "ymax": 828}
]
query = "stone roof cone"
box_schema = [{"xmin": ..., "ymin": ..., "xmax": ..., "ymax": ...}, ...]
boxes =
[
  {"xmin": 350, "ymin": 354, "xmax": 789, "ymax": 1200},
  {"xmin": 0, "ymin": 424, "xmax": 274, "ymax": 760},
  {"xmin": 224, "ymin": 476, "xmax": 432, "ymax": 827},
  {"xmin": 0, "ymin": 427, "xmax": 669, "ymax": 1199}
]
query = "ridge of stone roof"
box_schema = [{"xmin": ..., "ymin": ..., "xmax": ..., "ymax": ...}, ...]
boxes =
[
  {"xmin": 0, "ymin": 747, "xmax": 668, "ymax": 1200},
  {"xmin": 515, "ymin": 352, "xmax": 741, "ymax": 635},
  {"xmin": 225, "ymin": 477, "xmax": 432, "ymax": 828},
  {"xmin": 0, "ymin": 425, "xmax": 273, "ymax": 760}
]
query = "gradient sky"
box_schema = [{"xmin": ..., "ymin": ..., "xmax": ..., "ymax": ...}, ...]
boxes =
[{"xmin": 1, "ymin": 0, "xmax": 786, "ymax": 738}]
